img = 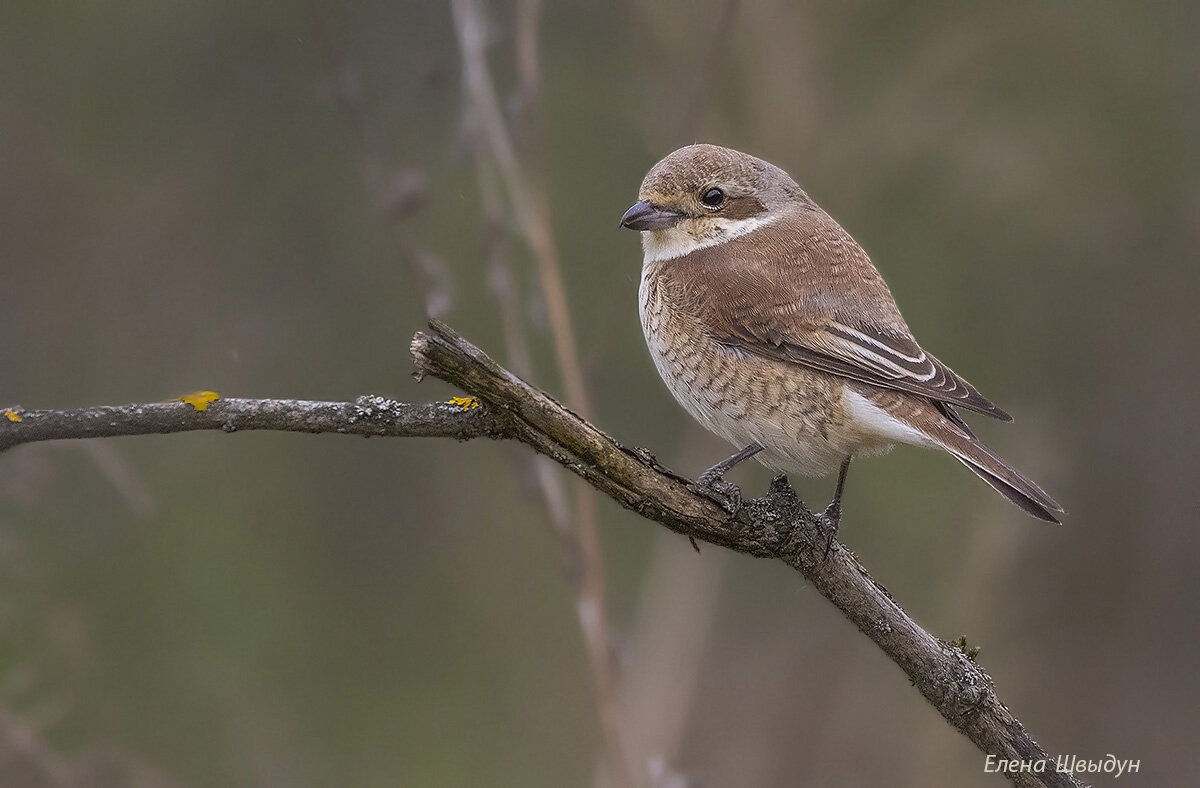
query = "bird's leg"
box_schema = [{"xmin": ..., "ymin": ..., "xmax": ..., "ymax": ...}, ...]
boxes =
[
  {"xmin": 819, "ymin": 456, "xmax": 852, "ymax": 558},
  {"xmin": 696, "ymin": 442, "xmax": 765, "ymax": 516}
]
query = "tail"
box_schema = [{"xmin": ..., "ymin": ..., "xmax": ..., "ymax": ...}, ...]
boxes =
[{"xmin": 932, "ymin": 422, "xmax": 1064, "ymax": 523}]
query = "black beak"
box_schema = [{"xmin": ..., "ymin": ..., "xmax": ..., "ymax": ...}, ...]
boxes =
[{"xmin": 620, "ymin": 199, "xmax": 683, "ymax": 231}]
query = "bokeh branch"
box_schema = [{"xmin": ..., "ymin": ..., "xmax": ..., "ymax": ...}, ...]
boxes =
[
  {"xmin": 323, "ymin": 3, "xmax": 623, "ymax": 779},
  {"xmin": 451, "ymin": 2, "xmax": 626, "ymax": 784},
  {"xmin": 2, "ymin": 321, "xmax": 1081, "ymax": 788}
]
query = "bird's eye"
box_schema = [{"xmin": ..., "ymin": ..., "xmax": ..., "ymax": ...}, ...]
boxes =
[{"xmin": 700, "ymin": 187, "xmax": 725, "ymax": 208}]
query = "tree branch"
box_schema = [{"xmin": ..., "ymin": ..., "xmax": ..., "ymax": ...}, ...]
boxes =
[
  {"xmin": 0, "ymin": 395, "xmax": 508, "ymax": 452},
  {"xmin": 0, "ymin": 321, "xmax": 1082, "ymax": 788},
  {"xmin": 416, "ymin": 320, "xmax": 1083, "ymax": 788}
]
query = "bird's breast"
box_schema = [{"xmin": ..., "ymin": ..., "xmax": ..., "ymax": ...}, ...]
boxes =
[{"xmin": 639, "ymin": 260, "xmax": 863, "ymax": 477}]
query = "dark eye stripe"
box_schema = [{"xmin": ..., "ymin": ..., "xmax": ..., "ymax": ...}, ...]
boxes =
[{"xmin": 720, "ymin": 196, "xmax": 767, "ymax": 220}]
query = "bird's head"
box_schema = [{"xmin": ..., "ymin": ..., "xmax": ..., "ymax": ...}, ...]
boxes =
[{"xmin": 620, "ymin": 144, "xmax": 810, "ymax": 262}]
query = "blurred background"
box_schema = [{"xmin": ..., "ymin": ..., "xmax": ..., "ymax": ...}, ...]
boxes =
[{"xmin": 2, "ymin": 1, "xmax": 1198, "ymax": 785}]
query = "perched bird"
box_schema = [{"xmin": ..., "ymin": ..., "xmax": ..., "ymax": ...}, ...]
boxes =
[{"xmin": 621, "ymin": 143, "xmax": 1062, "ymax": 527}]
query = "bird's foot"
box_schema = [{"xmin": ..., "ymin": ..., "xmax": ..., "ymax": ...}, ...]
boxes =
[
  {"xmin": 814, "ymin": 456, "xmax": 852, "ymax": 560},
  {"xmin": 695, "ymin": 470, "xmax": 745, "ymax": 518},
  {"xmin": 817, "ymin": 498, "xmax": 842, "ymax": 560},
  {"xmin": 694, "ymin": 442, "xmax": 764, "ymax": 516}
]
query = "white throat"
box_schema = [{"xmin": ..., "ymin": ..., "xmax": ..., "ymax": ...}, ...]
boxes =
[{"xmin": 640, "ymin": 214, "xmax": 779, "ymax": 264}]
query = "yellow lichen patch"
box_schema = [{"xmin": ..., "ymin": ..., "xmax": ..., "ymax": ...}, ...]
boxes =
[
  {"xmin": 449, "ymin": 396, "xmax": 480, "ymax": 411},
  {"xmin": 4, "ymin": 409, "xmax": 21, "ymax": 422},
  {"xmin": 169, "ymin": 391, "xmax": 221, "ymax": 412}
]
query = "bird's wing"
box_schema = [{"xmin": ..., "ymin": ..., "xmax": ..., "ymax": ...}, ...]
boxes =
[
  {"xmin": 731, "ymin": 316, "xmax": 1012, "ymax": 421},
  {"xmin": 668, "ymin": 213, "xmax": 1013, "ymax": 421}
]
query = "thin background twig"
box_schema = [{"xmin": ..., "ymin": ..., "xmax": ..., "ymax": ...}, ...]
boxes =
[
  {"xmin": 451, "ymin": 2, "xmax": 628, "ymax": 784},
  {"xmin": 320, "ymin": 7, "xmax": 624, "ymax": 780}
]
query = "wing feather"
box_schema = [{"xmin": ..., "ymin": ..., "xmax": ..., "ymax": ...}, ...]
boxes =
[
  {"xmin": 665, "ymin": 210, "xmax": 1014, "ymax": 421},
  {"xmin": 734, "ymin": 321, "xmax": 1012, "ymax": 421}
]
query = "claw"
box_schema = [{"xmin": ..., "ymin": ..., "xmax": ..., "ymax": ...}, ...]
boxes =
[
  {"xmin": 697, "ymin": 475, "xmax": 744, "ymax": 517},
  {"xmin": 817, "ymin": 457, "xmax": 852, "ymax": 560},
  {"xmin": 693, "ymin": 442, "xmax": 763, "ymax": 517},
  {"xmin": 818, "ymin": 499, "xmax": 842, "ymax": 559}
]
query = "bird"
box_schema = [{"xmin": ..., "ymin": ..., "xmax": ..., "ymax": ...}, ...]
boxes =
[{"xmin": 620, "ymin": 143, "xmax": 1062, "ymax": 529}]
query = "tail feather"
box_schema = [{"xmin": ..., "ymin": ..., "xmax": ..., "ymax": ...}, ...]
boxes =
[{"xmin": 934, "ymin": 424, "xmax": 1064, "ymax": 523}]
